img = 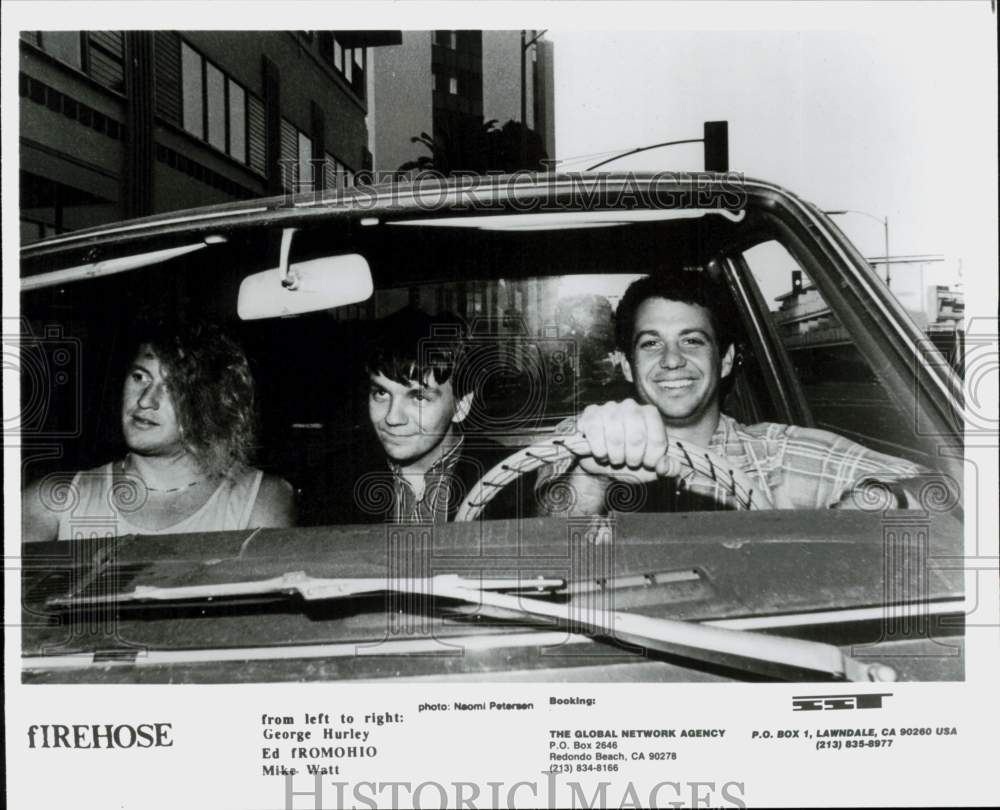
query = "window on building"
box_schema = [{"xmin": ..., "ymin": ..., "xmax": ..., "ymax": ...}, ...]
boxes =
[
  {"xmin": 178, "ymin": 40, "xmax": 255, "ymax": 168},
  {"xmin": 246, "ymin": 94, "xmax": 266, "ymax": 175},
  {"xmin": 227, "ymin": 80, "xmax": 246, "ymax": 162},
  {"xmin": 335, "ymin": 156, "xmax": 357, "ymax": 188},
  {"xmin": 322, "ymin": 153, "xmax": 357, "ymax": 190},
  {"xmin": 449, "ymin": 76, "xmax": 458, "ymax": 95},
  {"xmin": 279, "ymin": 118, "xmax": 317, "ymax": 193},
  {"xmin": 433, "ymin": 31, "xmax": 456, "ymax": 49},
  {"xmin": 86, "ymin": 32, "xmax": 125, "ymax": 92},
  {"xmin": 323, "ymin": 152, "xmax": 339, "ymax": 190},
  {"xmin": 205, "ymin": 62, "xmax": 227, "ymax": 152},
  {"xmin": 29, "ymin": 31, "xmax": 125, "ymax": 92},
  {"xmin": 352, "ymin": 48, "xmax": 366, "ymax": 96},
  {"xmin": 181, "ymin": 42, "xmax": 204, "ymax": 139},
  {"xmin": 280, "ymin": 118, "xmax": 298, "ymax": 188},
  {"xmin": 39, "ymin": 31, "xmax": 83, "ymax": 70},
  {"xmin": 431, "ymin": 70, "xmax": 437, "ymax": 91},
  {"xmin": 298, "ymin": 130, "xmax": 314, "ymax": 191},
  {"xmin": 315, "ymin": 32, "xmax": 362, "ymax": 97}
]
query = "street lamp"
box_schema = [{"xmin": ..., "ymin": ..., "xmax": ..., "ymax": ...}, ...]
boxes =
[
  {"xmin": 520, "ymin": 29, "xmax": 547, "ymax": 168},
  {"xmin": 825, "ymin": 209, "xmax": 891, "ymax": 289}
]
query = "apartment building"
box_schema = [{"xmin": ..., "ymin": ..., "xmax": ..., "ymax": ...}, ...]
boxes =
[
  {"xmin": 370, "ymin": 29, "xmax": 555, "ymax": 175},
  {"xmin": 19, "ymin": 30, "xmax": 400, "ymax": 243}
]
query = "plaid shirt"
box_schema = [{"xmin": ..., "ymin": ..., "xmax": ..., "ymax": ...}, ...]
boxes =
[
  {"xmin": 538, "ymin": 413, "xmax": 927, "ymax": 511},
  {"xmin": 388, "ymin": 435, "xmax": 466, "ymax": 523}
]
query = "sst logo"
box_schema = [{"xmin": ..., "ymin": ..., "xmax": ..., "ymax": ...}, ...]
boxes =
[{"xmin": 792, "ymin": 693, "xmax": 893, "ymax": 711}]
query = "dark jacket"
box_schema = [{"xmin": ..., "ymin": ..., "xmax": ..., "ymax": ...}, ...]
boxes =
[{"xmin": 323, "ymin": 436, "xmax": 531, "ymax": 525}]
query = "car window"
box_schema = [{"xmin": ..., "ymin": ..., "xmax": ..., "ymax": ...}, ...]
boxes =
[
  {"xmin": 241, "ymin": 272, "xmax": 674, "ymax": 525},
  {"xmin": 328, "ymin": 274, "xmax": 642, "ymax": 433},
  {"xmin": 21, "ymin": 266, "xmax": 766, "ymax": 530},
  {"xmin": 742, "ymin": 239, "xmax": 927, "ymax": 465},
  {"xmin": 21, "ymin": 201, "xmax": 955, "ymax": 535}
]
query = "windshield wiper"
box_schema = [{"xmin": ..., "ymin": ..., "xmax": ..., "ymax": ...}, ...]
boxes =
[
  {"xmin": 49, "ymin": 572, "xmax": 567, "ymax": 604},
  {"xmin": 48, "ymin": 572, "xmax": 897, "ymax": 682}
]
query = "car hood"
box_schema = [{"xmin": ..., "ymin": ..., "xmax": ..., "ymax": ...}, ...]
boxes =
[{"xmin": 22, "ymin": 510, "xmax": 963, "ymax": 683}]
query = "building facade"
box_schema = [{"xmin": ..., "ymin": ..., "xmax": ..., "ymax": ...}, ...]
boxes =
[
  {"xmin": 371, "ymin": 30, "xmax": 555, "ymax": 175},
  {"xmin": 773, "ymin": 268, "xmax": 964, "ymax": 375},
  {"xmin": 19, "ymin": 30, "xmax": 400, "ymax": 244}
]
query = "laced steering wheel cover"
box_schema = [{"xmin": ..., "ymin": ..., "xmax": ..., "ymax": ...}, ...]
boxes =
[{"xmin": 455, "ymin": 434, "xmax": 770, "ymax": 521}]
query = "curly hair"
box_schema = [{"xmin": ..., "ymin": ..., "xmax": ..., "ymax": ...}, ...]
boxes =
[
  {"xmin": 614, "ymin": 268, "xmax": 739, "ymax": 355},
  {"xmin": 127, "ymin": 318, "xmax": 257, "ymax": 477}
]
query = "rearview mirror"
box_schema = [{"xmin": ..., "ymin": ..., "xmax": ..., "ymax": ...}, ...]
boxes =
[{"xmin": 237, "ymin": 253, "xmax": 373, "ymax": 320}]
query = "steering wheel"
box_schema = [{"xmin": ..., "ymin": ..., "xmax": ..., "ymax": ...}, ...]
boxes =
[{"xmin": 455, "ymin": 434, "xmax": 770, "ymax": 521}]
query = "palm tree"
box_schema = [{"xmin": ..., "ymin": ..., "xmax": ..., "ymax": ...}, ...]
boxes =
[
  {"xmin": 397, "ymin": 131, "xmax": 445, "ymax": 175},
  {"xmin": 489, "ymin": 119, "xmax": 549, "ymax": 173},
  {"xmin": 397, "ymin": 118, "xmax": 515, "ymax": 176}
]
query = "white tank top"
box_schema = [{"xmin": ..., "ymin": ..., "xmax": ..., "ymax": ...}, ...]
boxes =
[{"xmin": 56, "ymin": 462, "xmax": 264, "ymax": 540}]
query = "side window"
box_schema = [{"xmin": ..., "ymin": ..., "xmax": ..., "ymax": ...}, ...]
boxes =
[{"xmin": 742, "ymin": 240, "xmax": 924, "ymax": 463}]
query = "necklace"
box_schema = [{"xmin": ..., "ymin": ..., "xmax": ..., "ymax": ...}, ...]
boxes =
[
  {"xmin": 120, "ymin": 458, "xmax": 206, "ymax": 493},
  {"xmin": 145, "ymin": 479, "xmax": 204, "ymax": 493}
]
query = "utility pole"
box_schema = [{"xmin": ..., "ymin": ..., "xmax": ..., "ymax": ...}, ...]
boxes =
[
  {"xmin": 520, "ymin": 30, "xmax": 526, "ymax": 168},
  {"xmin": 825, "ymin": 210, "xmax": 891, "ymax": 288},
  {"xmin": 882, "ymin": 215, "xmax": 891, "ymax": 289}
]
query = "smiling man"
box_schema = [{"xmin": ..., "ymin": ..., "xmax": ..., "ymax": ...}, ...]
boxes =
[
  {"xmin": 22, "ymin": 320, "xmax": 294, "ymax": 542},
  {"xmin": 539, "ymin": 270, "xmax": 929, "ymax": 514},
  {"xmin": 351, "ymin": 307, "xmax": 524, "ymax": 523}
]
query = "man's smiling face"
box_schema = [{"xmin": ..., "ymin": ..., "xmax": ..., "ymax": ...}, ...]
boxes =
[
  {"xmin": 368, "ymin": 371, "xmax": 471, "ymax": 467},
  {"xmin": 625, "ymin": 297, "xmax": 734, "ymax": 428}
]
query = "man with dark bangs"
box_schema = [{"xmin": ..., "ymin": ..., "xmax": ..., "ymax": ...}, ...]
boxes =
[
  {"xmin": 351, "ymin": 307, "xmax": 524, "ymax": 523},
  {"xmin": 23, "ymin": 320, "xmax": 294, "ymax": 542},
  {"xmin": 537, "ymin": 270, "xmax": 929, "ymax": 515}
]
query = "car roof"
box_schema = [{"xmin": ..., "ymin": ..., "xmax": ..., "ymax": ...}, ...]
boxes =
[{"xmin": 20, "ymin": 171, "xmax": 805, "ymax": 258}]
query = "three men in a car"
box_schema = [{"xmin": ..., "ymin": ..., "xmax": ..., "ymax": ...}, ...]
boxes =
[{"xmin": 24, "ymin": 273, "xmax": 930, "ymax": 541}]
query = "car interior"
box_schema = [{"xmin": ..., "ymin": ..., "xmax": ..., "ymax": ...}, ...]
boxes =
[
  {"xmin": 20, "ymin": 205, "xmax": 942, "ymax": 528},
  {"xmin": 17, "ymin": 201, "xmax": 967, "ymax": 683}
]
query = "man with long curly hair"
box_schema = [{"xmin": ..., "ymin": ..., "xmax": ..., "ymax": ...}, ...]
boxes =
[{"xmin": 22, "ymin": 319, "xmax": 294, "ymax": 541}]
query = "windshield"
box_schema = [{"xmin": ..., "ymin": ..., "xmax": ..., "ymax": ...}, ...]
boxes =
[
  {"xmin": 20, "ymin": 202, "xmax": 959, "ymax": 531},
  {"xmin": 18, "ymin": 195, "xmax": 966, "ymax": 681}
]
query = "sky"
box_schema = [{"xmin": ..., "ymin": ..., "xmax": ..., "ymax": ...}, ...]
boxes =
[
  {"xmin": 545, "ymin": 9, "xmax": 996, "ymax": 291},
  {"xmin": 1, "ymin": 2, "xmax": 995, "ymax": 303}
]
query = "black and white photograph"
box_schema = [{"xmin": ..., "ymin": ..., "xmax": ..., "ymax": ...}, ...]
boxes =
[{"xmin": 4, "ymin": 2, "xmax": 998, "ymax": 808}]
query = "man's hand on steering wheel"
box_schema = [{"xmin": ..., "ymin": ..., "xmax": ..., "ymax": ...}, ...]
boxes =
[
  {"xmin": 454, "ymin": 401, "xmax": 764, "ymax": 521},
  {"xmin": 574, "ymin": 399, "xmax": 684, "ymax": 481}
]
